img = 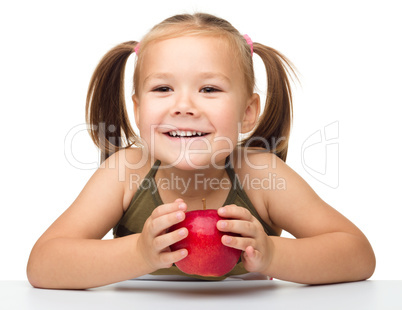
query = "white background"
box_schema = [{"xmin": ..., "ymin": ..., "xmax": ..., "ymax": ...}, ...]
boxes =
[{"xmin": 1, "ymin": 0, "xmax": 401, "ymax": 280}]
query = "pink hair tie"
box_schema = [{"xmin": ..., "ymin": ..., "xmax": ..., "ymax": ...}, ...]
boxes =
[
  {"xmin": 243, "ymin": 34, "xmax": 253, "ymax": 56},
  {"xmin": 134, "ymin": 43, "xmax": 140, "ymax": 55}
]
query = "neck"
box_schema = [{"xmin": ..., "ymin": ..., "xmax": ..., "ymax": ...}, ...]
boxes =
[{"xmin": 155, "ymin": 160, "xmax": 231, "ymax": 209}]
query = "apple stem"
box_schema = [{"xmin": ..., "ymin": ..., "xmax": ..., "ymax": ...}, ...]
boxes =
[{"xmin": 202, "ymin": 198, "xmax": 206, "ymax": 210}]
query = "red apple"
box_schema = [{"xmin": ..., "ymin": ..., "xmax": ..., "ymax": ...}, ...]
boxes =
[{"xmin": 169, "ymin": 209, "xmax": 242, "ymax": 277}]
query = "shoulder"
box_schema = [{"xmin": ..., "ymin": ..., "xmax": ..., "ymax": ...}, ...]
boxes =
[
  {"xmin": 232, "ymin": 147, "xmax": 319, "ymax": 227},
  {"xmin": 235, "ymin": 147, "xmax": 279, "ymax": 164},
  {"xmin": 101, "ymin": 147, "xmax": 148, "ymax": 168},
  {"xmin": 231, "ymin": 148, "xmax": 286, "ymax": 232},
  {"xmin": 232, "ymin": 147, "xmax": 285, "ymax": 179},
  {"xmin": 233, "ymin": 148, "xmax": 319, "ymax": 205},
  {"xmin": 233, "ymin": 147, "xmax": 332, "ymax": 235},
  {"xmin": 232, "ymin": 147, "xmax": 287, "ymax": 198},
  {"xmin": 103, "ymin": 147, "xmax": 153, "ymax": 210},
  {"xmin": 232, "ymin": 147, "xmax": 302, "ymax": 182}
]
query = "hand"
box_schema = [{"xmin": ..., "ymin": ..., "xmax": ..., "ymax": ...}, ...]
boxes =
[
  {"xmin": 136, "ymin": 199, "xmax": 189, "ymax": 273},
  {"xmin": 217, "ymin": 205, "xmax": 274, "ymax": 274}
]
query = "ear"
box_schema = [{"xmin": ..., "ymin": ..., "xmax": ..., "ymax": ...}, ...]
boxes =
[
  {"xmin": 132, "ymin": 94, "xmax": 140, "ymax": 129},
  {"xmin": 241, "ymin": 93, "xmax": 260, "ymax": 133}
]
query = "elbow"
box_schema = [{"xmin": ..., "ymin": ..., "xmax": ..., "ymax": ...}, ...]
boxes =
[
  {"xmin": 26, "ymin": 246, "xmax": 49, "ymax": 289},
  {"xmin": 355, "ymin": 237, "xmax": 376, "ymax": 281},
  {"xmin": 26, "ymin": 263, "xmax": 39, "ymax": 288},
  {"xmin": 26, "ymin": 256, "xmax": 43, "ymax": 289},
  {"xmin": 362, "ymin": 247, "xmax": 376, "ymax": 280},
  {"xmin": 27, "ymin": 260, "xmax": 54, "ymax": 289},
  {"xmin": 337, "ymin": 232, "xmax": 376, "ymax": 283},
  {"xmin": 27, "ymin": 274, "xmax": 40, "ymax": 289}
]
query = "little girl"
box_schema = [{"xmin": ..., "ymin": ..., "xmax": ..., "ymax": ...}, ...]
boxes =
[{"xmin": 27, "ymin": 13, "xmax": 375, "ymax": 289}]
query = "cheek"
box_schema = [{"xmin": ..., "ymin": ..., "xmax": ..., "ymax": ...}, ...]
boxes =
[
  {"xmin": 135, "ymin": 107, "xmax": 152, "ymax": 140},
  {"xmin": 215, "ymin": 101, "xmax": 244, "ymax": 129},
  {"xmin": 137, "ymin": 100, "xmax": 156, "ymax": 124}
]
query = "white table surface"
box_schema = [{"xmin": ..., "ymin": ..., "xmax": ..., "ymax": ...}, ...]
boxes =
[{"xmin": 1, "ymin": 280, "xmax": 401, "ymax": 310}]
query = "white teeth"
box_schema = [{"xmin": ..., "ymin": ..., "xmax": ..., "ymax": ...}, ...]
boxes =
[{"xmin": 168, "ymin": 130, "xmax": 205, "ymax": 137}]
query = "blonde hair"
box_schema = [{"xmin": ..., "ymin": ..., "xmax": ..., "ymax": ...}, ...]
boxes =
[{"xmin": 86, "ymin": 13, "xmax": 296, "ymax": 162}]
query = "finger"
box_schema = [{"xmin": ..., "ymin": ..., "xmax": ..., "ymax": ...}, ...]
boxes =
[
  {"xmin": 153, "ymin": 227, "xmax": 188, "ymax": 251},
  {"xmin": 218, "ymin": 205, "xmax": 253, "ymax": 221},
  {"xmin": 221, "ymin": 234, "xmax": 256, "ymax": 251},
  {"xmin": 148, "ymin": 208, "xmax": 187, "ymax": 237},
  {"xmin": 217, "ymin": 219, "xmax": 257, "ymax": 238},
  {"xmin": 242, "ymin": 246, "xmax": 264, "ymax": 273},
  {"xmin": 150, "ymin": 199, "xmax": 187, "ymax": 220},
  {"xmin": 158, "ymin": 248, "xmax": 188, "ymax": 269},
  {"xmin": 244, "ymin": 245, "xmax": 256, "ymax": 260}
]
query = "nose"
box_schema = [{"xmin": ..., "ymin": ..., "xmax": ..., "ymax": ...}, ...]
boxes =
[
  {"xmin": 173, "ymin": 109, "xmax": 195, "ymax": 116},
  {"xmin": 171, "ymin": 93, "xmax": 199, "ymax": 117}
]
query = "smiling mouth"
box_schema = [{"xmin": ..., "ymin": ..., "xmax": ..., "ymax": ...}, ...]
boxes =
[{"xmin": 166, "ymin": 130, "xmax": 209, "ymax": 138}]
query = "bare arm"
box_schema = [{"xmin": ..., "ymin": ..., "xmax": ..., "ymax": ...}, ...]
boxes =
[
  {"xmin": 218, "ymin": 152, "xmax": 375, "ymax": 284},
  {"xmin": 267, "ymin": 231, "xmax": 374, "ymax": 284},
  {"xmin": 27, "ymin": 150, "xmax": 188, "ymax": 289}
]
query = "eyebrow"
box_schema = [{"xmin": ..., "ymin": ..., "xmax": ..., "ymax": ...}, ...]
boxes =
[
  {"xmin": 143, "ymin": 72, "xmax": 231, "ymax": 86},
  {"xmin": 197, "ymin": 72, "xmax": 230, "ymax": 83},
  {"xmin": 142, "ymin": 73, "xmax": 173, "ymax": 87}
]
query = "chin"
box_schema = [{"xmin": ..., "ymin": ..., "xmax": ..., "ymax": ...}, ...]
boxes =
[
  {"xmin": 181, "ymin": 155, "xmax": 230, "ymax": 170},
  {"xmin": 168, "ymin": 158, "xmax": 212, "ymax": 171},
  {"xmin": 154, "ymin": 148, "xmax": 232, "ymax": 170}
]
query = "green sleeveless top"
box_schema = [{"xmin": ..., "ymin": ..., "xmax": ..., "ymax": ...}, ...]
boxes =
[{"xmin": 113, "ymin": 159, "xmax": 278, "ymax": 280}]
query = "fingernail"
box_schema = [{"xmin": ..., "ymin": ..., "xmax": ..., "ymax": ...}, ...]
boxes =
[
  {"xmin": 176, "ymin": 211, "xmax": 183, "ymax": 220},
  {"xmin": 178, "ymin": 228, "xmax": 186, "ymax": 237},
  {"xmin": 218, "ymin": 207, "xmax": 226, "ymax": 215},
  {"xmin": 224, "ymin": 235, "xmax": 232, "ymax": 244},
  {"xmin": 219, "ymin": 221, "xmax": 227, "ymax": 229},
  {"xmin": 180, "ymin": 250, "xmax": 187, "ymax": 257},
  {"xmin": 178, "ymin": 203, "xmax": 186, "ymax": 210}
]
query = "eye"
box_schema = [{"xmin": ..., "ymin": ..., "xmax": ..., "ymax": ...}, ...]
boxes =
[
  {"xmin": 152, "ymin": 86, "xmax": 173, "ymax": 92},
  {"xmin": 200, "ymin": 86, "xmax": 221, "ymax": 93}
]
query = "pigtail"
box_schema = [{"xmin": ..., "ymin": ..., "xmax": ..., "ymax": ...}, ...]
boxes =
[
  {"xmin": 244, "ymin": 43, "xmax": 297, "ymax": 162},
  {"xmin": 86, "ymin": 41, "xmax": 139, "ymax": 163}
]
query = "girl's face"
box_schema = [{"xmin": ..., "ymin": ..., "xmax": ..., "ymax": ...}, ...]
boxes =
[{"xmin": 134, "ymin": 36, "xmax": 259, "ymax": 170}]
